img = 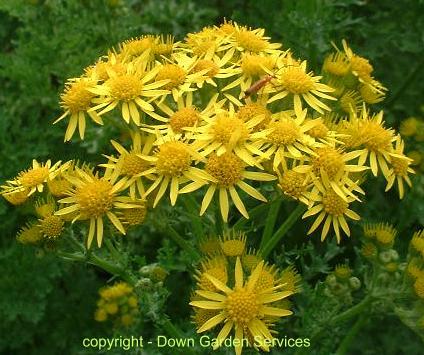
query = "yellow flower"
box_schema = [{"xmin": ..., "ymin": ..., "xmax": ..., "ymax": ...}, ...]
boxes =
[
  {"xmin": 101, "ymin": 131, "xmax": 155, "ymax": 199},
  {"xmin": 399, "ymin": 117, "xmax": 419, "ymax": 137},
  {"xmin": 302, "ymin": 179, "xmax": 360, "ymax": 243},
  {"xmin": 154, "ymin": 53, "xmax": 210, "ymax": 102},
  {"xmin": 385, "ymin": 135, "xmax": 414, "ymax": 199},
  {"xmin": 139, "ymin": 135, "xmax": 210, "ymax": 207},
  {"xmin": 1, "ymin": 188, "xmax": 29, "ymax": 205},
  {"xmin": 188, "ymin": 152, "xmax": 275, "ymax": 222},
  {"xmin": 54, "ymin": 78, "xmax": 102, "ymax": 141},
  {"xmin": 119, "ymin": 35, "xmax": 155, "ymax": 59},
  {"xmin": 267, "ymin": 59, "xmax": 336, "ymax": 117},
  {"xmin": 340, "ymin": 40, "xmax": 387, "ymax": 97},
  {"xmin": 294, "ymin": 144, "xmax": 366, "ymax": 202},
  {"xmin": 55, "ymin": 167, "xmax": 137, "ymax": 248},
  {"xmin": 222, "ymin": 52, "xmax": 277, "ymax": 100},
  {"xmin": 16, "ymin": 223, "xmax": 43, "ymax": 245},
  {"xmin": 191, "ymin": 109, "xmax": 269, "ymax": 167},
  {"xmin": 190, "ymin": 258, "xmax": 293, "ymax": 355},
  {"xmin": 220, "ymin": 231, "xmax": 247, "ymax": 257},
  {"xmin": 323, "ymin": 50, "xmax": 350, "ymax": 76},
  {"xmin": 185, "ymin": 26, "xmax": 231, "ymax": 59},
  {"xmin": 334, "ymin": 264, "xmax": 352, "ymax": 280},
  {"xmin": 147, "ymin": 92, "xmax": 224, "ymax": 138},
  {"xmin": 2, "ymin": 160, "xmax": 66, "ymax": 197},
  {"xmin": 260, "ymin": 109, "xmax": 318, "ymax": 170},
  {"xmin": 411, "ymin": 230, "xmax": 424, "ymax": 256},
  {"xmin": 277, "ymin": 168, "xmax": 312, "ymax": 206},
  {"xmin": 231, "ymin": 23, "xmax": 282, "ymax": 54},
  {"xmin": 89, "ymin": 57, "xmax": 169, "ymax": 125}
]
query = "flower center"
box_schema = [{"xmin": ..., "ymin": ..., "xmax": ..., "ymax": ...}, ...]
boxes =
[
  {"xmin": 40, "ymin": 215, "xmax": 64, "ymax": 238},
  {"xmin": 391, "ymin": 157, "xmax": 409, "ymax": 176},
  {"xmin": 2, "ymin": 189, "xmax": 29, "ymax": 205},
  {"xmin": 17, "ymin": 225, "xmax": 42, "ymax": 244},
  {"xmin": 19, "ymin": 167, "xmax": 49, "ymax": 188},
  {"xmin": 108, "ymin": 74, "xmax": 143, "ymax": 101},
  {"xmin": 226, "ymin": 287, "xmax": 259, "ymax": 324},
  {"xmin": 212, "ymin": 115, "xmax": 248, "ymax": 144},
  {"xmin": 235, "ymin": 30, "xmax": 267, "ymax": 53},
  {"xmin": 241, "ymin": 54, "xmax": 273, "ymax": 77},
  {"xmin": 123, "ymin": 37, "xmax": 154, "ymax": 56},
  {"xmin": 48, "ymin": 177, "xmax": 72, "ymax": 197},
  {"xmin": 361, "ymin": 122, "xmax": 392, "ymax": 152},
  {"xmin": 312, "ymin": 147, "xmax": 345, "ymax": 179},
  {"xmin": 192, "ymin": 60, "xmax": 219, "ymax": 78},
  {"xmin": 200, "ymin": 266, "xmax": 228, "ymax": 292},
  {"xmin": 254, "ymin": 270, "xmax": 274, "ymax": 292},
  {"xmin": 323, "ymin": 53, "xmax": 350, "ymax": 76},
  {"xmin": 351, "ymin": 55, "xmax": 373, "ymax": 81},
  {"xmin": 267, "ymin": 120, "xmax": 300, "ymax": 145},
  {"xmin": 155, "ymin": 142, "xmax": 191, "ymax": 176},
  {"xmin": 306, "ymin": 119, "xmax": 328, "ymax": 138},
  {"xmin": 76, "ymin": 179, "xmax": 114, "ymax": 218},
  {"xmin": 279, "ymin": 67, "xmax": 314, "ymax": 94},
  {"xmin": 322, "ymin": 190, "xmax": 348, "ymax": 216},
  {"xmin": 62, "ymin": 81, "xmax": 95, "ymax": 113},
  {"xmin": 221, "ymin": 240, "xmax": 245, "ymax": 257},
  {"xmin": 170, "ymin": 107, "xmax": 200, "ymax": 133},
  {"xmin": 122, "ymin": 205, "xmax": 147, "ymax": 226},
  {"xmin": 156, "ymin": 64, "xmax": 186, "ymax": 90},
  {"xmin": 205, "ymin": 153, "xmax": 244, "ymax": 187},
  {"xmin": 278, "ymin": 170, "xmax": 306, "ymax": 199},
  {"xmin": 120, "ymin": 153, "xmax": 148, "ymax": 176}
]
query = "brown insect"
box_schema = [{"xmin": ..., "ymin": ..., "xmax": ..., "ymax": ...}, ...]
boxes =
[{"xmin": 243, "ymin": 75, "xmax": 275, "ymax": 98}]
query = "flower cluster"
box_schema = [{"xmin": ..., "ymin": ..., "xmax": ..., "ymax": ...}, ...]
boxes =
[
  {"xmin": 324, "ymin": 264, "xmax": 361, "ymax": 305},
  {"xmin": 0, "ymin": 22, "xmax": 415, "ymax": 247},
  {"xmin": 190, "ymin": 231, "xmax": 301, "ymax": 355},
  {"xmin": 94, "ymin": 281, "xmax": 139, "ymax": 327}
]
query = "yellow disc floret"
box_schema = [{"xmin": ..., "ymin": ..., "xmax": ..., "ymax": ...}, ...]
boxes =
[
  {"xmin": 108, "ymin": 74, "xmax": 143, "ymax": 101},
  {"xmin": 75, "ymin": 179, "xmax": 114, "ymax": 218},
  {"xmin": 120, "ymin": 153, "xmax": 148, "ymax": 176},
  {"xmin": 212, "ymin": 115, "xmax": 248, "ymax": 144},
  {"xmin": 61, "ymin": 80, "xmax": 95, "ymax": 113},
  {"xmin": 155, "ymin": 142, "xmax": 191, "ymax": 177},
  {"xmin": 234, "ymin": 29, "xmax": 267, "ymax": 53},
  {"xmin": 322, "ymin": 190, "xmax": 348, "ymax": 216},
  {"xmin": 226, "ymin": 287, "xmax": 259, "ymax": 324},
  {"xmin": 279, "ymin": 67, "xmax": 314, "ymax": 94},
  {"xmin": 278, "ymin": 170, "xmax": 307, "ymax": 200},
  {"xmin": 312, "ymin": 147, "xmax": 345, "ymax": 179},
  {"xmin": 267, "ymin": 120, "xmax": 300, "ymax": 145},
  {"xmin": 241, "ymin": 54, "xmax": 273, "ymax": 77},
  {"xmin": 156, "ymin": 64, "xmax": 186, "ymax": 90},
  {"xmin": 19, "ymin": 166, "xmax": 50, "ymax": 189},
  {"xmin": 205, "ymin": 153, "xmax": 244, "ymax": 187},
  {"xmin": 170, "ymin": 107, "xmax": 200, "ymax": 133},
  {"xmin": 192, "ymin": 60, "xmax": 219, "ymax": 78}
]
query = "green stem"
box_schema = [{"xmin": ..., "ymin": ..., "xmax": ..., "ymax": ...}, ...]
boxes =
[
  {"xmin": 57, "ymin": 251, "xmax": 86, "ymax": 262},
  {"xmin": 259, "ymin": 197, "xmax": 282, "ymax": 250},
  {"xmin": 335, "ymin": 315, "xmax": 366, "ymax": 355},
  {"xmin": 260, "ymin": 204, "xmax": 306, "ymax": 258},
  {"xmin": 167, "ymin": 226, "xmax": 200, "ymax": 260},
  {"xmin": 104, "ymin": 238, "xmax": 123, "ymax": 265},
  {"xmin": 161, "ymin": 318, "xmax": 197, "ymax": 355},
  {"xmin": 89, "ymin": 252, "xmax": 136, "ymax": 285}
]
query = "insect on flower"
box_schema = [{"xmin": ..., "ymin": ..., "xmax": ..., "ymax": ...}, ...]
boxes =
[{"xmin": 243, "ymin": 74, "xmax": 275, "ymax": 98}]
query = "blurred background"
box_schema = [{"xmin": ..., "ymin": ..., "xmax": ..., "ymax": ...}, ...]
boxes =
[{"xmin": 0, "ymin": 0, "xmax": 423, "ymax": 354}]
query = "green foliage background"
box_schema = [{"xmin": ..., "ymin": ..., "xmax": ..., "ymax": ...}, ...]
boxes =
[{"xmin": 0, "ymin": 0, "xmax": 423, "ymax": 354}]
